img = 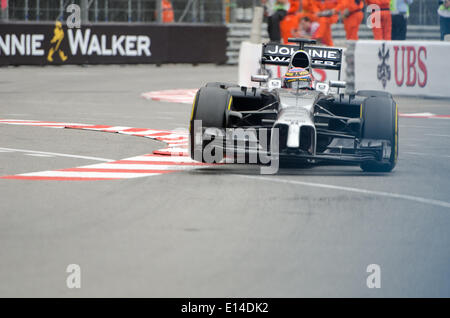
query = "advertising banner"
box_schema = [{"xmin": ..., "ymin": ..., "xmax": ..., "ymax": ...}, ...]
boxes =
[
  {"xmin": 0, "ymin": 22, "xmax": 227, "ymax": 65},
  {"xmin": 354, "ymin": 40, "xmax": 450, "ymax": 98}
]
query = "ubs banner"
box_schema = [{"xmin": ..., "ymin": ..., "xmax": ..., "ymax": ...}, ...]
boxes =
[
  {"xmin": 354, "ymin": 40, "xmax": 450, "ymax": 98},
  {"xmin": 0, "ymin": 22, "xmax": 227, "ymax": 65}
]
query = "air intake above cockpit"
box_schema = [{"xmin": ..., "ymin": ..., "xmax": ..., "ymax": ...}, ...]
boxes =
[{"xmin": 290, "ymin": 51, "xmax": 311, "ymax": 69}]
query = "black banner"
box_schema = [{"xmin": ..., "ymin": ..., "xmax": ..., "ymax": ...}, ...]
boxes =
[
  {"xmin": 0, "ymin": 298, "xmax": 448, "ymax": 316},
  {"xmin": 262, "ymin": 42, "xmax": 342, "ymax": 70},
  {"xmin": 0, "ymin": 22, "xmax": 227, "ymax": 65}
]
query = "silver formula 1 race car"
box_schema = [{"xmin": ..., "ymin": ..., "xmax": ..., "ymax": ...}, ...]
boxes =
[{"xmin": 189, "ymin": 38, "xmax": 398, "ymax": 172}]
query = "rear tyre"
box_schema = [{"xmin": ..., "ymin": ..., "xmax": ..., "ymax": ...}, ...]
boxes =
[
  {"xmin": 357, "ymin": 90, "xmax": 392, "ymax": 99},
  {"xmin": 189, "ymin": 87, "xmax": 231, "ymax": 163},
  {"xmin": 360, "ymin": 96, "xmax": 398, "ymax": 172},
  {"xmin": 205, "ymin": 82, "xmax": 239, "ymax": 89}
]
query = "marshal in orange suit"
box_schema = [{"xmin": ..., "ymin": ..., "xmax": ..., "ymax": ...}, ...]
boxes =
[
  {"xmin": 161, "ymin": 0, "xmax": 174, "ymax": 23},
  {"xmin": 280, "ymin": 0, "xmax": 302, "ymax": 43},
  {"xmin": 336, "ymin": 0, "xmax": 364, "ymax": 40},
  {"xmin": 302, "ymin": 0, "xmax": 318, "ymax": 21},
  {"xmin": 366, "ymin": 0, "xmax": 392, "ymax": 40},
  {"xmin": 311, "ymin": 0, "xmax": 339, "ymax": 46}
]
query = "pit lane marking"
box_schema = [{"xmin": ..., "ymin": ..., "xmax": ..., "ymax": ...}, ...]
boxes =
[
  {"xmin": 425, "ymin": 134, "xmax": 450, "ymax": 138},
  {"xmin": 141, "ymin": 89, "xmax": 197, "ymax": 104},
  {"xmin": 0, "ymin": 154, "xmax": 207, "ymax": 180},
  {"xmin": 25, "ymin": 154, "xmax": 55, "ymax": 158},
  {"xmin": 400, "ymin": 125, "xmax": 450, "ymax": 129},
  {"xmin": 402, "ymin": 151, "xmax": 450, "ymax": 159},
  {"xmin": 0, "ymin": 119, "xmax": 205, "ymax": 181},
  {"xmin": 399, "ymin": 113, "xmax": 450, "ymax": 119},
  {"xmin": 239, "ymin": 175, "xmax": 450, "ymax": 209}
]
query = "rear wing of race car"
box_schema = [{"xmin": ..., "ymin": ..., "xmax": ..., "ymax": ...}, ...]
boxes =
[{"xmin": 261, "ymin": 42, "xmax": 343, "ymax": 71}]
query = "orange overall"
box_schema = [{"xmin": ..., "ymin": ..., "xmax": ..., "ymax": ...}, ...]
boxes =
[
  {"xmin": 336, "ymin": 0, "xmax": 364, "ymax": 40},
  {"xmin": 162, "ymin": 0, "xmax": 174, "ymax": 23},
  {"xmin": 312, "ymin": 0, "xmax": 339, "ymax": 46},
  {"xmin": 302, "ymin": 0, "xmax": 318, "ymax": 21},
  {"xmin": 366, "ymin": 0, "xmax": 392, "ymax": 40},
  {"xmin": 280, "ymin": 0, "xmax": 302, "ymax": 43}
]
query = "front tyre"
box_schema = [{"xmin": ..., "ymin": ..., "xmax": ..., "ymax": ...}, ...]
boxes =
[
  {"xmin": 360, "ymin": 96, "xmax": 398, "ymax": 172},
  {"xmin": 189, "ymin": 87, "xmax": 232, "ymax": 163}
]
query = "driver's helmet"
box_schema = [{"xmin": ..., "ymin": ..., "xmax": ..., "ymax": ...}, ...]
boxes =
[{"xmin": 283, "ymin": 67, "xmax": 313, "ymax": 89}]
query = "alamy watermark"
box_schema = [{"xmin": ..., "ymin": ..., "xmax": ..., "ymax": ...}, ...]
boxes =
[
  {"xmin": 66, "ymin": 4, "xmax": 81, "ymax": 29},
  {"xmin": 66, "ymin": 264, "xmax": 81, "ymax": 289},
  {"xmin": 366, "ymin": 264, "xmax": 381, "ymax": 289},
  {"xmin": 366, "ymin": 5, "xmax": 382, "ymax": 29}
]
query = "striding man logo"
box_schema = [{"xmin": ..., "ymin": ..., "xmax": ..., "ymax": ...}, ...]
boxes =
[{"xmin": 47, "ymin": 21, "xmax": 68, "ymax": 62}]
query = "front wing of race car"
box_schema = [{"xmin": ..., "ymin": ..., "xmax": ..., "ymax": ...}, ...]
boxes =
[{"xmin": 199, "ymin": 126, "xmax": 391, "ymax": 166}]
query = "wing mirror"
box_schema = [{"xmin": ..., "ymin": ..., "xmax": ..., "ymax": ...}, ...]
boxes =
[
  {"xmin": 251, "ymin": 75, "xmax": 269, "ymax": 83},
  {"xmin": 329, "ymin": 80, "xmax": 346, "ymax": 88},
  {"xmin": 315, "ymin": 82, "xmax": 330, "ymax": 94}
]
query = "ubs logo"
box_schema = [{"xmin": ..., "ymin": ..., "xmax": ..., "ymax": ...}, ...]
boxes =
[
  {"xmin": 377, "ymin": 43, "xmax": 428, "ymax": 88},
  {"xmin": 377, "ymin": 43, "xmax": 391, "ymax": 89},
  {"xmin": 393, "ymin": 45, "xmax": 427, "ymax": 88}
]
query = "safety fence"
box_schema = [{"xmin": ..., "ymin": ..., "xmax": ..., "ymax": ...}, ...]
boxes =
[
  {"xmin": 2, "ymin": 0, "xmax": 225, "ymax": 23},
  {"xmin": 1, "ymin": 0, "xmax": 443, "ymax": 25}
]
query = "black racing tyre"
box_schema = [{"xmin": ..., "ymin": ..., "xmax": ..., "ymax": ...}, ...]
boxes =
[
  {"xmin": 357, "ymin": 90, "xmax": 392, "ymax": 99},
  {"xmin": 205, "ymin": 82, "xmax": 239, "ymax": 89},
  {"xmin": 189, "ymin": 87, "xmax": 231, "ymax": 163},
  {"xmin": 360, "ymin": 96, "xmax": 398, "ymax": 172}
]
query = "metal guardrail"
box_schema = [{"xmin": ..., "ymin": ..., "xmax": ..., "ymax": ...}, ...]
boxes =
[{"xmin": 226, "ymin": 22, "xmax": 268, "ymax": 64}]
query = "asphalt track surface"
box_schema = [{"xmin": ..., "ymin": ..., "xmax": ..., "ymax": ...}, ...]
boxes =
[{"xmin": 1, "ymin": 65, "xmax": 450, "ymax": 297}]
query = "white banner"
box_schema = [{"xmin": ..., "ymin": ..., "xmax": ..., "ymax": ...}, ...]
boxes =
[{"xmin": 355, "ymin": 40, "xmax": 450, "ymax": 98}]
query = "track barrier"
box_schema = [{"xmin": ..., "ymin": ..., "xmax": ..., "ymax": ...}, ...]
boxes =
[{"xmin": 0, "ymin": 22, "xmax": 227, "ymax": 65}]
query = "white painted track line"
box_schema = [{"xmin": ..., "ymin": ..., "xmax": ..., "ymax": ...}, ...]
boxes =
[
  {"xmin": 20, "ymin": 171, "xmax": 163, "ymax": 179},
  {"xmin": 239, "ymin": 175, "xmax": 450, "ymax": 209},
  {"xmin": 0, "ymin": 147, "xmax": 114, "ymax": 162},
  {"xmin": 87, "ymin": 163, "xmax": 202, "ymax": 170}
]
